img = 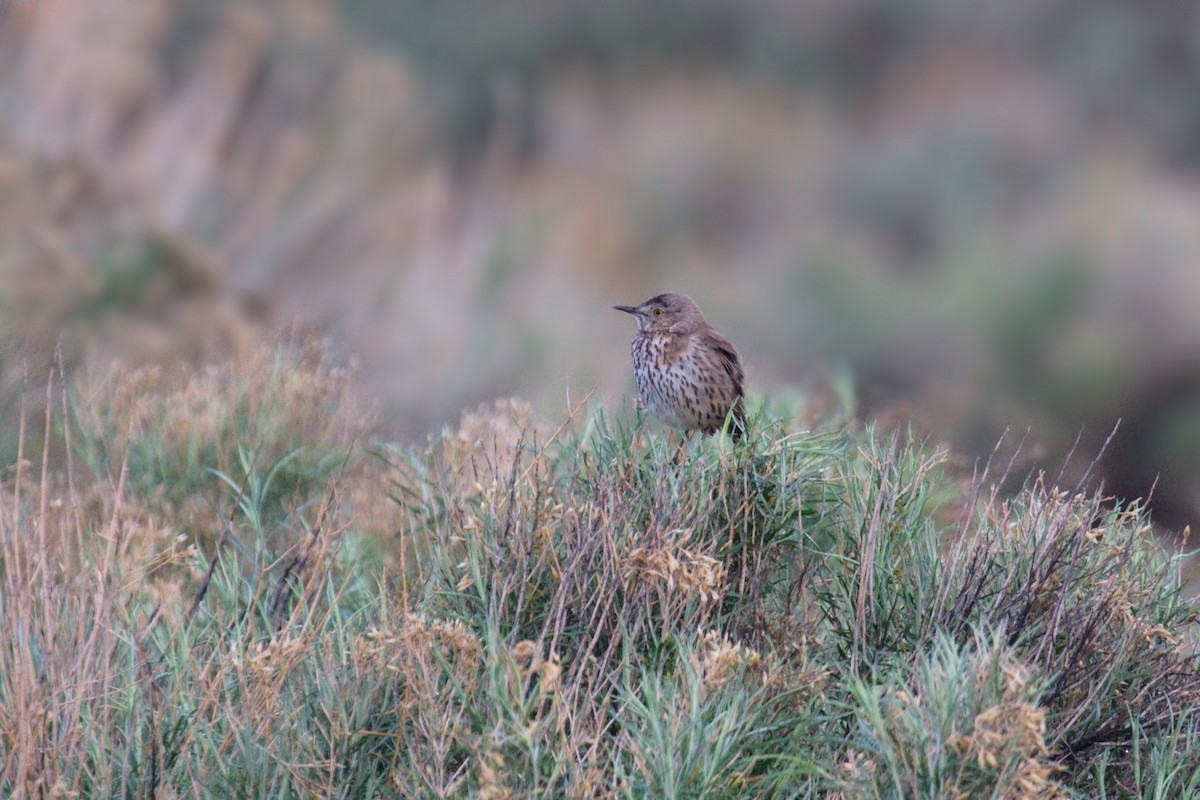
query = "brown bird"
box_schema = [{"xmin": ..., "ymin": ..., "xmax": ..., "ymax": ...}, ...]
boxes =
[{"xmin": 614, "ymin": 292, "xmax": 746, "ymax": 439}]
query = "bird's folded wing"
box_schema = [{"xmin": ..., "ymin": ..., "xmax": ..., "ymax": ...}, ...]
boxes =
[{"xmin": 702, "ymin": 330, "xmax": 744, "ymax": 397}]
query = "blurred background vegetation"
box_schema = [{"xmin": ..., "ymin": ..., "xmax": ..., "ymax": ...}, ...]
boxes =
[{"xmin": 2, "ymin": 0, "xmax": 1199, "ymax": 536}]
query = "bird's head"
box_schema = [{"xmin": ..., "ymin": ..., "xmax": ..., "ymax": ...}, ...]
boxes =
[{"xmin": 613, "ymin": 293, "xmax": 703, "ymax": 334}]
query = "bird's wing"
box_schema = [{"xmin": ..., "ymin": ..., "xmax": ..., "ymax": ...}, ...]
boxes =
[
  {"xmin": 703, "ymin": 329, "xmax": 747, "ymax": 437},
  {"xmin": 703, "ymin": 330, "xmax": 744, "ymax": 397}
]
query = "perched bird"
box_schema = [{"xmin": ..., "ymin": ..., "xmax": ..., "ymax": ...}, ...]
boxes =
[{"xmin": 613, "ymin": 292, "xmax": 746, "ymax": 439}]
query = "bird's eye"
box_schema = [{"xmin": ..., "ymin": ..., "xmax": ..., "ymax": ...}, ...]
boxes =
[{"xmin": 653, "ymin": 308, "xmax": 664, "ymax": 317}]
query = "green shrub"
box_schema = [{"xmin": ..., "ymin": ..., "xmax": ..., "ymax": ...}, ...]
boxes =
[
  {"xmin": 72, "ymin": 338, "xmax": 371, "ymax": 548},
  {"xmin": 1, "ymin": 383, "xmax": 1196, "ymax": 797}
]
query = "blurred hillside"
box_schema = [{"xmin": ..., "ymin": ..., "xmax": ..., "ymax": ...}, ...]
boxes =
[{"xmin": 2, "ymin": 0, "xmax": 1200, "ymax": 532}]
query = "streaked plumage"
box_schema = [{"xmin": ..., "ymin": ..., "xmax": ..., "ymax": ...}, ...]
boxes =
[{"xmin": 613, "ymin": 293, "xmax": 746, "ymax": 438}]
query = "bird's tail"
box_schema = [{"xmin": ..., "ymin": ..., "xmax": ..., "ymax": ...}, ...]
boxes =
[{"xmin": 727, "ymin": 397, "xmax": 747, "ymax": 442}]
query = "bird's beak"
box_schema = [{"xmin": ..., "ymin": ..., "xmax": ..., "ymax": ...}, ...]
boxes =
[{"xmin": 613, "ymin": 304, "xmax": 639, "ymax": 315}]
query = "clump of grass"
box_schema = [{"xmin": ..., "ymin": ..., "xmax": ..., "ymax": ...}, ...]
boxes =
[
  {"xmin": 924, "ymin": 454, "xmax": 1200, "ymax": 775},
  {"xmin": 0, "ymin": 365, "xmax": 1197, "ymax": 798},
  {"xmin": 72, "ymin": 335, "xmax": 373, "ymax": 547},
  {"xmin": 845, "ymin": 628, "xmax": 1063, "ymax": 799},
  {"xmin": 387, "ymin": 405, "xmax": 838, "ymax": 666}
]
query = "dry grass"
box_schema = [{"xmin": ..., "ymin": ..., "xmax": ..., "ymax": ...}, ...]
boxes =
[
  {"xmin": 71, "ymin": 335, "xmax": 374, "ymax": 552},
  {"xmin": 0, "ymin": 345, "xmax": 1197, "ymax": 797}
]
